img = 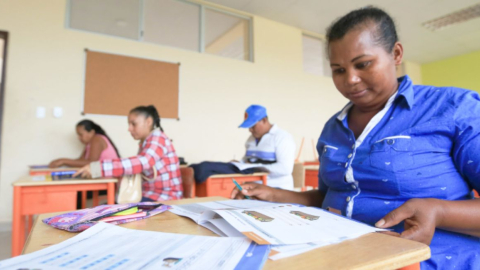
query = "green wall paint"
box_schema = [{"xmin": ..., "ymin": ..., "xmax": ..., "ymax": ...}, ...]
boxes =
[{"xmin": 422, "ymin": 50, "xmax": 480, "ymax": 93}]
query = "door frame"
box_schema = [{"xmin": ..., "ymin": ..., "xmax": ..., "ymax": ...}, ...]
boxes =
[{"xmin": 0, "ymin": 31, "xmax": 8, "ymax": 164}]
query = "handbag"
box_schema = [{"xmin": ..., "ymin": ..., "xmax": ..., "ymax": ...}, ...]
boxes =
[
  {"xmin": 42, "ymin": 202, "xmax": 171, "ymax": 232},
  {"xmin": 117, "ymin": 166, "xmax": 157, "ymax": 204}
]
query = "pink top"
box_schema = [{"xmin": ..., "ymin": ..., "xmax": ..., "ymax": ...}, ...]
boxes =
[{"xmin": 84, "ymin": 135, "xmax": 119, "ymax": 161}]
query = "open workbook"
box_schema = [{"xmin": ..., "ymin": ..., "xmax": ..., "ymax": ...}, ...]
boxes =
[
  {"xmin": 0, "ymin": 222, "xmax": 270, "ymax": 270},
  {"xmin": 169, "ymin": 200, "xmax": 385, "ymax": 260}
]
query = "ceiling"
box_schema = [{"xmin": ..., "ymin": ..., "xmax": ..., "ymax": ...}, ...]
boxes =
[{"xmin": 207, "ymin": 0, "xmax": 480, "ymax": 63}]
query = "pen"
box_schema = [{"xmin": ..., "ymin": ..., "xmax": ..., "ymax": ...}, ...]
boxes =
[{"xmin": 231, "ymin": 178, "xmax": 251, "ymax": 199}]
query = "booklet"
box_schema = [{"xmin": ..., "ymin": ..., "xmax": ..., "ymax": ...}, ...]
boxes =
[
  {"xmin": 169, "ymin": 200, "xmax": 285, "ymax": 237},
  {"xmin": 169, "ymin": 200, "xmax": 384, "ymax": 259},
  {"xmin": 0, "ymin": 222, "xmax": 270, "ymax": 270},
  {"xmin": 214, "ymin": 205, "xmax": 384, "ymax": 245}
]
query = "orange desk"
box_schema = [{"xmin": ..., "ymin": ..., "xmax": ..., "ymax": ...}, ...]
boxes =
[
  {"xmin": 196, "ymin": 173, "xmax": 268, "ymax": 198},
  {"xmin": 11, "ymin": 176, "xmax": 117, "ymax": 257},
  {"xmin": 304, "ymin": 165, "xmax": 319, "ymax": 189}
]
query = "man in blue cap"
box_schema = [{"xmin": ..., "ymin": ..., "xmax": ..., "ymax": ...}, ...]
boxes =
[{"xmin": 186, "ymin": 105, "xmax": 296, "ymax": 190}]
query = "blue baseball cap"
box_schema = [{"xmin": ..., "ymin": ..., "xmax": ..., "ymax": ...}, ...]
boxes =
[{"xmin": 239, "ymin": 105, "xmax": 267, "ymax": 128}]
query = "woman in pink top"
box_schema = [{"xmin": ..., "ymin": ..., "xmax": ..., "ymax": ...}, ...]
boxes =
[{"xmin": 49, "ymin": 120, "xmax": 120, "ymax": 168}]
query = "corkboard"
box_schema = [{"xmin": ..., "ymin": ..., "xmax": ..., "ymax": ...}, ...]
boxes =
[{"xmin": 83, "ymin": 50, "xmax": 179, "ymax": 118}]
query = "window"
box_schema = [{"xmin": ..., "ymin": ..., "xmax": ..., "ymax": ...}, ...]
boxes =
[
  {"xmin": 205, "ymin": 8, "xmax": 251, "ymax": 61},
  {"xmin": 302, "ymin": 34, "xmax": 330, "ymax": 77},
  {"xmin": 67, "ymin": 0, "xmax": 252, "ymax": 61},
  {"xmin": 143, "ymin": 0, "xmax": 200, "ymax": 51},
  {"xmin": 69, "ymin": 0, "xmax": 141, "ymax": 40}
]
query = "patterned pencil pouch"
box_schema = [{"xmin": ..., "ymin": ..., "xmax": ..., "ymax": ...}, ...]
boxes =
[{"xmin": 42, "ymin": 202, "xmax": 171, "ymax": 232}]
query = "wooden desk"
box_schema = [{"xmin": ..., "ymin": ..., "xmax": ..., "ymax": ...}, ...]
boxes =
[
  {"xmin": 196, "ymin": 173, "xmax": 268, "ymax": 198},
  {"xmin": 304, "ymin": 165, "xmax": 319, "ymax": 189},
  {"xmin": 11, "ymin": 176, "xmax": 117, "ymax": 257},
  {"xmin": 24, "ymin": 197, "xmax": 430, "ymax": 269}
]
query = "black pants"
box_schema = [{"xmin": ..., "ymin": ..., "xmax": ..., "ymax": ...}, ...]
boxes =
[{"xmin": 189, "ymin": 161, "xmax": 260, "ymax": 184}]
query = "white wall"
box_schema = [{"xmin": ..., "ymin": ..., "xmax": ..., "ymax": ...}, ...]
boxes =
[{"xmin": 0, "ymin": 0, "xmax": 347, "ymax": 222}]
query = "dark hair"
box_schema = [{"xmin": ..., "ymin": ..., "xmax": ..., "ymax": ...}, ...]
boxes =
[
  {"xmin": 326, "ymin": 7, "xmax": 398, "ymax": 53},
  {"xmin": 130, "ymin": 105, "xmax": 164, "ymax": 132},
  {"xmin": 76, "ymin": 120, "xmax": 121, "ymax": 157}
]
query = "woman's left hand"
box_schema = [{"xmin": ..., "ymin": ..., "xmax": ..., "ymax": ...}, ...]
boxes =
[
  {"xmin": 375, "ymin": 198, "xmax": 444, "ymax": 245},
  {"xmin": 73, "ymin": 164, "xmax": 92, "ymax": 178}
]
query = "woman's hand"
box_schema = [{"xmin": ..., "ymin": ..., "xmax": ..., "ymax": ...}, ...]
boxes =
[
  {"xmin": 231, "ymin": 182, "xmax": 278, "ymax": 202},
  {"xmin": 375, "ymin": 198, "xmax": 444, "ymax": 245},
  {"xmin": 49, "ymin": 159, "xmax": 64, "ymax": 168},
  {"xmin": 73, "ymin": 164, "xmax": 92, "ymax": 178}
]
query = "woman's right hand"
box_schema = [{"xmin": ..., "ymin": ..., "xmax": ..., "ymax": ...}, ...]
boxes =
[
  {"xmin": 49, "ymin": 159, "xmax": 64, "ymax": 168},
  {"xmin": 231, "ymin": 182, "xmax": 277, "ymax": 202}
]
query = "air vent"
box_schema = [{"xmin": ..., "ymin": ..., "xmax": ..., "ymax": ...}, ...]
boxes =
[{"xmin": 422, "ymin": 3, "xmax": 480, "ymax": 31}]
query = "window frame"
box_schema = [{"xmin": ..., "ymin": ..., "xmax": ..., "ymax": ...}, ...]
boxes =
[{"xmin": 65, "ymin": 0, "xmax": 254, "ymax": 62}]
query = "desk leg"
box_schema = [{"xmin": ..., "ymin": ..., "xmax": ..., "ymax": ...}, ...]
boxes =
[
  {"xmin": 11, "ymin": 186, "xmax": 25, "ymax": 257},
  {"xmin": 81, "ymin": 191, "xmax": 87, "ymax": 209},
  {"xmin": 107, "ymin": 182, "xmax": 115, "ymax": 204},
  {"xmin": 92, "ymin": 191, "xmax": 99, "ymax": 206}
]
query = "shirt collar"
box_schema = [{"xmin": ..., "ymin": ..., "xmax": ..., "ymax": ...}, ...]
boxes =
[
  {"xmin": 268, "ymin": 124, "xmax": 278, "ymax": 134},
  {"xmin": 397, "ymin": 75, "xmax": 414, "ymax": 110},
  {"xmin": 336, "ymin": 75, "xmax": 415, "ymax": 121}
]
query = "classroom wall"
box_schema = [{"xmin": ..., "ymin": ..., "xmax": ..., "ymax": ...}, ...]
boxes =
[
  {"xmin": 422, "ymin": 49, "xmax": 480, "ymax": 92},
  {"xmin": 0, "ymin": 0, "xmax": 347, "ymax": 222}
]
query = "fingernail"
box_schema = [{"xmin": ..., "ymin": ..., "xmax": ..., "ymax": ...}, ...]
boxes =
[
  {"xmin": 242, "ymin": 190, "xmax": 248, "ymax": 194},
  {"xmin": 375, "ymin": 219, "xmax": 385, "ymax": 227}
]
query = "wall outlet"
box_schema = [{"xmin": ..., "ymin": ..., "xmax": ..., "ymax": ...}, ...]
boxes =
[
  {"xmin": 36, "ymin": 107, "xmax": 46, "ymax": 118},
  {"xmin": 53, "ymin": 107, "xmax": 63, "ymax": 118}
]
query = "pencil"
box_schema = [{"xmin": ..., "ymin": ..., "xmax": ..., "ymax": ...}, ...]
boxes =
[{"xmin": 231, "ymin": 178, "xmax": 251, "ymax": 199}]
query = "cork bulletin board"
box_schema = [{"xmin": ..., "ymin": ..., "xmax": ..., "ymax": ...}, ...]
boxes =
[{"xmin": 83, "ymin": 50, "xmax": 179, "ymax": 119}]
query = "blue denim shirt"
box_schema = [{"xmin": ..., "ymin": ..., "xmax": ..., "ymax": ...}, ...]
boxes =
[{"xmin": 317, "ymin": 75, "xmax": 480, "ymax": 269}]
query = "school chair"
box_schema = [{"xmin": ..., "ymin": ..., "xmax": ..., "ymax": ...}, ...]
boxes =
[
  {"xmin": 180, "ymin": 166, "xmax": 196, "ymax": 198},
  {"xmin": 292, "ymin": 161, "xmax": 305, "ymax": 191}
]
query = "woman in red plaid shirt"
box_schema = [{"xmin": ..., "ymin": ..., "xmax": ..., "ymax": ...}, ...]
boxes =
[{"xmin": 75, "ymin": 105, "xmax": 183, "ymax": 201}]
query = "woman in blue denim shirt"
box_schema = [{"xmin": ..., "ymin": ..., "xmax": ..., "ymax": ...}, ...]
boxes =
[{"xmin": 232, "ymin": 7, "xmax": 480, "ymax": 270}]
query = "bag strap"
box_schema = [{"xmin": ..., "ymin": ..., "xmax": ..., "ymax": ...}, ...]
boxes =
[{"xmin": 141, "ymin": 165, "xmax": 157, "ymax": 182}]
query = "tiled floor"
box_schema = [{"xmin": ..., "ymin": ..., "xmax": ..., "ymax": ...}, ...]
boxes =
[{"xmin": 0, "ymin": 223, "xmax": 12, "ymax": 260}]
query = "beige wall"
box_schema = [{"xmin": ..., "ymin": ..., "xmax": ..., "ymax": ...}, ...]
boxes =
[{"xmin": 0, "ymin": 0, "xmax": 347, "ymax": 222}]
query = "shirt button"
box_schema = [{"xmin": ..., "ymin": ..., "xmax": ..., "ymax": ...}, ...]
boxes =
[
  {"xmin": 324, "ymin": 148, "xmax": 327, "ymax": 153},
  {"xmin": 352, "ymin": 144, "xmax": 355, "ymax": 149},
  {"xmin": 346, "ymin": 196, "xmax": 351, "ymax": 202},
  {"xmin": 345, "ymin": 162, "xmax": 348, "ymax": 168},
  {"xmin": 352, "ymin": 185, "xmax": 356, "ymax": 189},
  {"xmin": 347, "ymin": 153, "xmax": 352, "ymax": 158},
  {"xmin": 387, "ymin": 139, "xmax": 395, "ymax": 145}
]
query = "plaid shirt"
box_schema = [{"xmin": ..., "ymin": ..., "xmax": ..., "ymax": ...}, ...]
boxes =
[{"xmin": 100, "ymin": 129, "xmax": 183, "ymax": 201}]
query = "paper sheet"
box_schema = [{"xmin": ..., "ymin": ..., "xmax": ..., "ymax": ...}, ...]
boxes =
[
  {"xmin": 214, "ymin": 205, "xmax": 383, "ymax": 245},
  {"xmin": 0, "ymin": 223, "xmax": 270, "ymax": 270}
]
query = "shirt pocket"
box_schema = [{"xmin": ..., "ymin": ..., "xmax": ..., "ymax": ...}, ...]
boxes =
[
  {"xmin": 370, "ymin": 136, "xmax": 414, "ymax": 172},
  {"xmin": 322, "ymin": 145, "xmax": 338, "ymax": 159}
]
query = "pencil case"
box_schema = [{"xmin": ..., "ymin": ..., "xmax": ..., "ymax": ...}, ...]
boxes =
[{"xmin": 42, "ymin": 202, "xmax": 171, "ymax": 232}]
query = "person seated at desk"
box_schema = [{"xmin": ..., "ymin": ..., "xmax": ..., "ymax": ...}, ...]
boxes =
[
  {"xmin": 75, "ymin": 105, "xmax": 183, "ymax": 201},
  {"xmin": 49, "ymin": 120, "xmax": 120, "ymax": 168},
  {"xmin": 187, "ymin": 104, "xmax": 296, "ymax": 190},
  {"xmin": 232, "ymin": 7, "xmax": 480, "ymax": 269}
]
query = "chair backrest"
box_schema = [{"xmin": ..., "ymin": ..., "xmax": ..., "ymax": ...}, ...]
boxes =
[
  {"xmin": 180, "ymin": 166, "xmax": 195, "ymax": 198},
  {"xmin": 292, "ymin": 162, "xmax": 305, "ymax": 189}
]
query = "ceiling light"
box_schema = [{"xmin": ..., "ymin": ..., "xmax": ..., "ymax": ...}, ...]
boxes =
[{"xmin": 422, "ymin": 3, "xmax": 480, "ymax": 31}]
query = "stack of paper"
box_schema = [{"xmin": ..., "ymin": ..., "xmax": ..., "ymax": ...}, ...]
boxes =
[
  {"xmin": 0, "ymin": 222, "xmax": 270, "ymax": 270},
  {"xmin": 170, "ymin": 200, "xmax": 384, "ymax": 260}
]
